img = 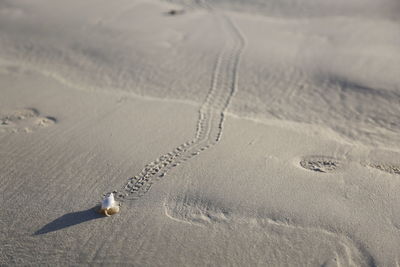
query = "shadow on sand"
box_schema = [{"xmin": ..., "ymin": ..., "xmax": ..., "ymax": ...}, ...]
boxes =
[{"xmin": 34, "ymin": 207, "xmax": 104, "ymax": 235}]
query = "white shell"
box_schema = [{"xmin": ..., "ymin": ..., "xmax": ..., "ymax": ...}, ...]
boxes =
[
  {"xmin": 101, "ymin": 193, "xmax": 115, "ymax": 210},
  {"xmin": 99, "ymin": 193, "xmax": 120, "ymax": 216}
]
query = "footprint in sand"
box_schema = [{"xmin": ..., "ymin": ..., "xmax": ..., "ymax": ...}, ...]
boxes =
[
  {"xmin": 299, "ymin": 156, "xmax": 341, "ymax": 173},
  {"xmin": 164, "ymin": 193, "xmax": 372, "ymax": 265},
  {"xmin": 0, "ymin": 108, "xmax": 56, "ymax": 133}
]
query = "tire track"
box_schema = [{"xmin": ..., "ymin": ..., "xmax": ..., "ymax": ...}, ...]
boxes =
[{"xmin": 114, "ymin": 5, "xmax": 246, "ymax": 201}]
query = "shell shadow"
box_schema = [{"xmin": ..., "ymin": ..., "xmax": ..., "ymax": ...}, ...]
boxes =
[{"xmin": 34, "ymin": 207, "xmax": 104, "ymax": 235}]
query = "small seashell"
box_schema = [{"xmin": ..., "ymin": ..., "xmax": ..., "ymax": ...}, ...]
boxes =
[{"xmin": 98, "ymin": 193, "xmax": 120, "ymax": 216}]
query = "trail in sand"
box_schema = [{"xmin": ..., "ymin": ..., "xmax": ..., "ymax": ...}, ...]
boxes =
[{"xmin": 115, "ymin": 4, "xmax": 246, "ymax": 201}]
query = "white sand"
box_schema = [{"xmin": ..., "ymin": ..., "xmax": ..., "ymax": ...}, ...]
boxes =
[{"xmin": 1, "ymin": 0, "xmax": 400, "ymax": 265}]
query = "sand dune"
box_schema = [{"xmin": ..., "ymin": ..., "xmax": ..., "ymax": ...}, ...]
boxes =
[{"xmin": 1, "ymin": 0, "xmax": 400, "ymax": 265}]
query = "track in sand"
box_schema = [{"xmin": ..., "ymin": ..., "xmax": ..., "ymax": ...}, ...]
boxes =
[{"xmin": 113, "ymin": 4, "xmax": 246, "ymax": 201}]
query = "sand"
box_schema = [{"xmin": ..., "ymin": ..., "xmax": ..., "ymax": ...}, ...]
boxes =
[{"xmin": 1, "ymin": 0, "xmax": 400, "ymax": 265}]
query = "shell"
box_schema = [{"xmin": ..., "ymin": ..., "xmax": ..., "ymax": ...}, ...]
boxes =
[{"xmin": 97, "ymin": 193, "xmax": 120, "ymax": 216}]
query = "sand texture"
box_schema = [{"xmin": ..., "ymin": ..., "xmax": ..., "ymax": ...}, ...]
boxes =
[{"xmin": 1, "ymin": 0, "xmax": 400, "ymax": 265}]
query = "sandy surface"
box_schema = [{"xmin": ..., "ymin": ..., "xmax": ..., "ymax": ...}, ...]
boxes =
[{"xmin": 1, "ymin": 0, "xmax": 400, "ymax": 266}]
